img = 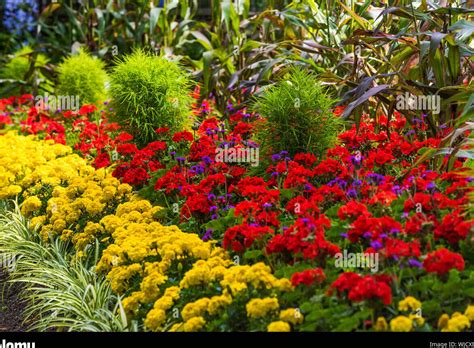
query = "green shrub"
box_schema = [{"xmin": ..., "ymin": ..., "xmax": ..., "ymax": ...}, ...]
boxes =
[
  {"xmin": 0, "ymin": 46, "xmax": 52, "ymax": 96},
  {"xmin": 109, "ymin": 49, "xmax": 193, "ymax": 145},
  {"xmin": 56, "ymin": 49, "xmax": 108, "ymax": 105},
  {"xmin": 253, "ymin": 66, "xmax": 341, "ymax": 159}
]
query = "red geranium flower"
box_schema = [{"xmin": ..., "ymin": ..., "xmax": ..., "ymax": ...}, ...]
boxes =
[
  {"xmin": 423, "ymin": 248, "xmax": 465, "ymax": 276},
  {"xmin": 291, "ymin": 268, "xmax": 326, "ymax": 287}
]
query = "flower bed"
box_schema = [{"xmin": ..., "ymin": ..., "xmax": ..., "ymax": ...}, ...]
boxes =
[{"xmin": 0, "ymin": 94, "xmax": 473, "ymax": 332}]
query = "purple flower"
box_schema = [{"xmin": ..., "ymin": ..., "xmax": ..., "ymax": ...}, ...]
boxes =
[
  {"xmin": 207, "ymin": 193, "xmax": 216, "ymax": 201},
  {"xmin": 392, "ymin": 185, "xmax": 403, "ymax": 195},
  {"xmin": 210, "ymin": 205, "xmax": 218, "ymax": 212},
  {"xmin": 390, "ymin": 228, "xmax": 400, "ymax": 235},
  {"xmin": 347, "ymin": 188, "xmax": 358, "ymax": 198},
  {"xmin": 353, "ymin": 179, "xmax": 362, "ymax": 187},
  {"xmin": 363, "ymin": 232, "xmax": 372, "ymax": 238},
  {"xmin": 263, "ymin": 202, "xmax": 272, "ymax": 209},
  {"xmin": 202, "ymin": 229, "xmax": 213, "ymax": 241},
  {"xmin": 350, "ymin": 155, "xmax": 363, "ymax": 166},
  {"xmin": 408, "ymin": 258, "xmax": 423, "ymax": 268},
  {"xmin": 190, "ymin": 165, "xmax": 204, "ymax": 175},
  {"xmin": 340, "ymin": 233, "xmax": 348, "ymax": 238},
  {"xmin": 366, "ymin": 173, "xmax": 385, "ymax": 186},
  {"xmin": 370, "ymin": 240, "xmax": 383, "ymax": 250},
  {"xmin": 271, "ymin": 154, "xmax": 281, "ymax": 162},
  {"xmin": 202, "ymin": 156, "xmax": 212, "ymax": 165},
  {"xmin": 176, "ymin": 157, "xmax": 186, "ymax": 163}
]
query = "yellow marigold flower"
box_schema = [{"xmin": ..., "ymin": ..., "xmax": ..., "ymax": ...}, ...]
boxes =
[
  {"xmin": 182, "ymin": 317, "xmax": 206, "ymax": 332},
  {"xmin": 182, "ymin": 298, "xmax": 210, "ymax": 321},
  {"xmin": 438, "ymin": 314, "xmax": 449, "ymax": 330},
  {"xmin": 21, "ymin": 196, "xmax": 42, "ymax": 216},
  {"xmin": 267, "ymin": 321, "xmax": 291, "ymax": 332},
  {"xmin": 30, "ymin": 215, "xmax": 46, "ymax": 229},
  {"xmin": 442, "ymin": 314, "xmax": 471, "ymax": 332},
  {"xmin": 122, "ymin": 291, "xmax": 144, "ymax": 316},
  {"xmin": 279, "ymin": 308, "xmax": 304, "ymax": 325},
  {"xmin": 117, "ymin": 184, "xmax": 132, "ymax": 196},
  {"xmin": 52, "ymin": 219, "xmax": 66, "ymax": 233},
  {"xmin": 208, "ymin": 294, "xmax": 233, "ymax": 316},
  {"xmin": 246, "ymin": 298, "xmax": 279, "ymax": 319},
  {"xmin": 398, "ymin": 296, "xmax": 422, "ymax": 312},
  {"xmin": 464, "ymin": 305, "xmax": 474, "ymax": 321},
  {"xmin": 144, "ymin": 308, "xmax": 167, "ymax": 332},
  {"xmin": 409, "ymin": 314, "xmax": 425, "ymax": 327},
  {"xmin": 390, "ymin": 316, "xmax": 413, "ymax": 332},
  {"xmin": 374, "ymin": 317, "xmax": 388, "ymax": 331},
  {"xmin": 107, "ymin": 263, "xmax": 143, "ymax": 293}
]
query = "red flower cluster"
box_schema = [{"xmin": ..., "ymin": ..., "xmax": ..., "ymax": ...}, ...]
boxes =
[
  {"xmin": 423, "ymin": 248, "xmax": 465, "ymax": 276},
  {"xmin": 330, "ymin": 272, "xmax": 392, "ymax": 305},
  {"xmin": 291, "ymin": 268, "xmax": 326, "ymax": 287},
  {"xmin": 223, "ymin": 224, "xmax": 274, "ymax": 252},
  {"xmin": 266, "ymin": 216, "xmax": 340, "ymax": 261}
]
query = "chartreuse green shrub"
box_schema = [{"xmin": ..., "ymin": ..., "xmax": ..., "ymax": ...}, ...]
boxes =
[
  {"xmin": 56, "ymin": 48, "xmax": 108, "ymax": 105},
  {"xmin": 253, "ymin": 66, "xmax": 341, "ymax": 159},
  {"xmin": 109, "ymin": 49, "xmax": 193, "ymax": 145},
  {"xmin": 0, "ymin": 46, "xmax": 52, "ymax": 96}
]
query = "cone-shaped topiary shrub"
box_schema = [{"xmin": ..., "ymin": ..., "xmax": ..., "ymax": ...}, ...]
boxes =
[
  {"xmin": 109, "ymin": 49, "xmax": 193, "ymax": 146},
  {"xmin": 56, "ymin": 48, "xmax": 108, "ymax": 105},
  {"xmin": 253, "ymin": 66, "xmax": 342, "ymax": 159},
  {"xmin": 0, "ymin": 46, "xmax": 52, "ymax": 96}
]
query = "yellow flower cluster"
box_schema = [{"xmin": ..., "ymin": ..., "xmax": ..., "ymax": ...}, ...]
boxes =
[
  {"xmin": 279, "ymin": 308, "xmax": 304, "ymax": 325},
  {"xmin": 438, "ymin": 307, "xmax": 472, "ymax": 332},
  {"xmin": 246, "ymin": 298, "xmax": 280, "ymax": 319},
  {"xmin": 0, "ymin": 132, "xmax": 133, "ymax": 250},
  {"xmin": 267, "ymin": 321, "xmax": 291, "ymax": 332},
  {"xmin": 0, "ymin": 132, "xmax": 73, "ymax": 199},
  {"xmin": 374, "ymin": 317, "xmax": 388, "ymax": 331},
  {"xmin": 95, "ymin": 195, "xmax": 294, "ymax": 332},
  {"xmin": 170, "ymin": 317, "xmax": 207, "ymax": 332},
  {"xmin": 389, "ymin": 315, "xmax": 413, "ymax": 332},
  {"xmin": 143, "ymin": 286, "xmax": 181, "ymax": 331},
  {"xmin": 398, "ymin": 296, "xmax": 421, "ymax": 312}
]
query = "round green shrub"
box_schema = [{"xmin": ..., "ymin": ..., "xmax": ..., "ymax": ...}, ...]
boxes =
[
  {"xmin": 56, "ymin": 48, "xmax": 108, "ymax": 105},
  {"xmin": 253, "ymin": 66, "xmax": 342, "ymax": 159},
  {"xmin": 0, "ymin": 46, "xmax": 52, "ymax": 96},
  {"xmin": 109, "ymin": 49, "xmax": 193, "ymax": 145}
]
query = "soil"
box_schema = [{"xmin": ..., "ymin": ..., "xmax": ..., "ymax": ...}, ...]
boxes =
[{"xmin": 0, "ymin": 268, "xmax": 30, "ymax": 331}]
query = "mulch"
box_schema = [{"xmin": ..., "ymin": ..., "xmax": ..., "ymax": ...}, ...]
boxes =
[{"xmin": 0, "ymin": 267, "xmax": 31, "ymax": 332}]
